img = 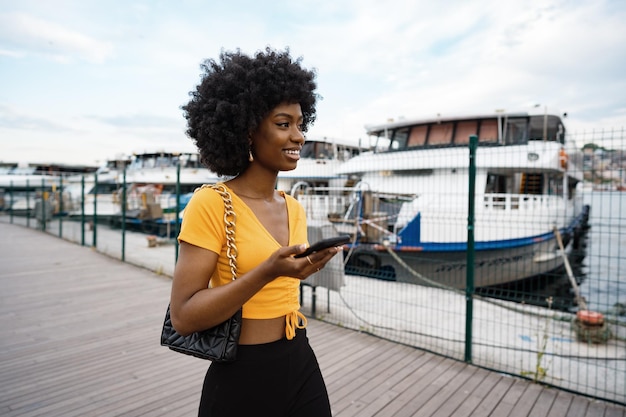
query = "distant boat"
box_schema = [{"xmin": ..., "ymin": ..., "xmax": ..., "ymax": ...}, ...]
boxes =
[
  {"xmin": 322, "ymin": 111, "xmax": 590, "ymax": 289},
  {"xmin": 64, "ymin": 155, "xmax": 130, "ymax": 220},
  {"xmin": 277, "ymin": 137, "xmax": 365, "ymax": 221},
  {"xmin": 122, "ymin": 149, "xmax": 221, "ymax": 216},
  {"xmin": 0, "ymin": 165, "xmax": 55, "ymax": 213},
  {"xmin": 276, "ymin": 137, "xmax": 364, "ymax": 191}
]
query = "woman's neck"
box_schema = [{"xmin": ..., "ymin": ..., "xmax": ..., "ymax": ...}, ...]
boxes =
[{"xmin": 226, "ymin": 173, "xmax": 278, "ymax": 202}]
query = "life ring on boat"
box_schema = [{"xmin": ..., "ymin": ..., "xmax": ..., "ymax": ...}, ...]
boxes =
[
  {"xmin": 576, "ymin": 310, "xmax": 604, "ymax": 325},
  {"xmin": 559, "ymin": 148, "xmax": 568, "ymax": 169}
]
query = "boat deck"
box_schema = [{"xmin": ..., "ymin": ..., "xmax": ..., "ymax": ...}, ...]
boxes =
[{"xmin": 1, "ymin": 220, "xmax": 624, "ymax": 416}]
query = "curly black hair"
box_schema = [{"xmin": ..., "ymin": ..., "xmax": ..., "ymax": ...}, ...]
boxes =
[{"xmin": 182, "ymin": 47, "xmax": 318, "ymax": 177}]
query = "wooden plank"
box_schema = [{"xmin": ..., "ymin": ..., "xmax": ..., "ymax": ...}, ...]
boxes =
[
  {"xmin": 330, "ymin": 345, "xmax": 421, "ymax": 415},
  {"xmin": 369, "ymin": 356, "xmax": 453, "ymax": 416},
  {"xmin": 467, "ymin": 375, "xmax": 516, "ymax": 416},
  {"xmin": 547, "ymin": 390, "xmax": 574, "ymax": 417},
  {"xmin": 528, "ymin": 388, "xmax": 558, "ymax": 417},
  {"xmin": 566, "ymin": 396, "xmax": 592, "ymax": 417},
  {"xmin": 421, "ymin": 366, "xmax": 490, "ymax": 417},
  {"xmin": 508, "ymin": 383, "xmax": 545, "ymax": 417},
  {"xmin": 1, "ymin": 221, "xmax": 625, "ymax": 417}
]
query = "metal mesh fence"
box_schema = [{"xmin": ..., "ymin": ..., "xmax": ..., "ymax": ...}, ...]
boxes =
[{"xmin": 1, "ymin": 128, "xmax": 624, "ymax": 405}]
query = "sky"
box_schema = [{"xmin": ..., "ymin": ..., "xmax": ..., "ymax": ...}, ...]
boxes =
[{"xmin": 1, "ymin": 0, "xmax": 625, "ymax": 166}]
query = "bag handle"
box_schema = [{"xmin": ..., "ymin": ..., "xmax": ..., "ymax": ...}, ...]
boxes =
[{"xmin": 196, "ymin": 183, "xmax": 238, "ymax": 280}]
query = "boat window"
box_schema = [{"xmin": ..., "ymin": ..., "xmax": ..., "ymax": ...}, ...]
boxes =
[
  {"xmin": 478, "ymin": 120, "xmax": 498, "ymax": 143},
  {"xmin": 504, "ymin": 118, "xmax": 528, "ymax": 145},
  {"xmin": 300, "ymin": 142, "xmax": 315, "ymax": 158},
  {"xmin": 317, "ymin": 143, "xmax": 334, "ymax": 159},
  {"xmin": 486, "ymin": 173, "xmax": 511, "ymax": 193},
  {"xmin": 390, "ymin": 128, "xmax": 409, "ymax": 150},
  {"xmin": 529, "ymin": 115, "xmax": 565, "ymax": 143},
  {"xmin": 143, "ymin": 157, "xmax": 156, "ymax": 168},
  {"xmin": 92, "ymin": 183, "xmax": 120, "ymax": 194},
  {"xmin": 11, "ymin": 167, "xmax": 37, "ymax": 175},
  {"xmin": 394, "ymin": 169, "xmax": 433, "ymax": 177},
  {"xmin": 427, "ymin": 123, "xmax": 454, "ymax": 145},
  {"xmin": 155, "ymin": 156, "xmax": 173, "ymax": 167},
  {"xmin": 371, "ymin": 131, "xmax": 391, "ymax": 152},
  {"xmin": 337, "ymin": 145, "xmax": 359, "ymax": 161},
  {"xmin": 454, "ymin": 121, "xmax": 478, "ymax": 144},
  {"xmin": 407, "ymin": 125, "xmax": 427, "ymax": 147},
  {"xmin": 187, "ymin": 153, "xmax": 201, "ymax": 168}
]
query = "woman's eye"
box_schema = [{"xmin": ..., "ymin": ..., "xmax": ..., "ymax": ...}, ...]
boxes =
[{"xmin": 277, "ymin": 122, "xmax": 289, "ymax": 128}]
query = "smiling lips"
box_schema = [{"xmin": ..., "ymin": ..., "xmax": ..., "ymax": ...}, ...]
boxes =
[{"xmin": 283, "ymin": 149, "xmax": 300, "ymax": 160}]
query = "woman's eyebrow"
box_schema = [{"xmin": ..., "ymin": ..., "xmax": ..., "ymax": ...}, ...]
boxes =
[{"xmin": 273, "ymin": 112, "xmax": 303, "ymax": 121}]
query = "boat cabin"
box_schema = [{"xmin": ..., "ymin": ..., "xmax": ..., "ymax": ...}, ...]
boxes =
[{"xmin": 366, "ymin": 113, "xmax": 566, "ymax": 151}]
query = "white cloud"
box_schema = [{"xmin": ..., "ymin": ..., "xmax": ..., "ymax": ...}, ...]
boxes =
[{"xmin": 0, "ymin": 12, "xmax": 114, "ymax": 63}]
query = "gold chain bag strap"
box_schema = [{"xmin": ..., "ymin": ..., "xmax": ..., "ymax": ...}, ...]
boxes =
[{"xmin": 160, "ymin": 183, "xmax": 242, "ymax": 362}]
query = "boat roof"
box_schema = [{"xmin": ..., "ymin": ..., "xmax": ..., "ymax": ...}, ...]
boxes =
[
  {"xmin": 305, "ymin": 136, "xmax": 365, "ymax": 149},
  {"xmin": 364, "ymin": 111, "xmax": 562, "ymax": 134}
]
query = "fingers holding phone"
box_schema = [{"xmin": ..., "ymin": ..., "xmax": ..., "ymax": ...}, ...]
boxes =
[{"xmin": 295, "ymin": 235, "xmax": 349, "ymax": 275}]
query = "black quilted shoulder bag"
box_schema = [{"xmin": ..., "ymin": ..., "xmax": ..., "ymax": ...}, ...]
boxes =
[{"xmin": 160, "ymin": 183, "xmax": 242, "ymax": 362}]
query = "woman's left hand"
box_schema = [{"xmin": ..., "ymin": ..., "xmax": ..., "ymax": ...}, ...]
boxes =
[{"xmin": 266, "ymin": 244, "xmax": 342, "ymax": 280}]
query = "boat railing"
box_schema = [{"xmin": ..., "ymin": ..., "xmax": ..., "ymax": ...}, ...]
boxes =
[{"xmin": 291, "ymin": 184, "xmax": 358, "ymax": 221}]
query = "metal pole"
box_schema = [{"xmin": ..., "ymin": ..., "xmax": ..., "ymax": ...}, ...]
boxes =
[
  {"xmin": 26, "ymin": 179, "xmax": 30, "ymax": 227},
  {"xmin": 92, "ymin": 172, "xmax": 97, "ymax": 247},
  {"xmin": 175, "ymin": 163, "xmax": 181, "ymax": 263},
  {"xmin": 465, "ymin": 134, "xmax": 478, "ymax": 363},
  {"xmin": 9, "ymin": 180, "xmax": 14, "ymax": 224},
  {"xmin": 121, "ymin": 167, "xmax": 127, "ymax": 262},
  {"xmin": 41, "ymin": 177, "xmax": 46, "ymax": 232},
  {"xmin": 58, "ymin": 175, "xmax": 63, "ymax": 238},
  {"xmin": 81, "ymin": 175, "xmax": 85, "ymax": 246}
]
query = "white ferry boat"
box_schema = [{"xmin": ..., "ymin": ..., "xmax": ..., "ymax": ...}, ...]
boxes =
[{"xmin": 330, "ymin": 111, "xmax": 589, "ymax": 289}]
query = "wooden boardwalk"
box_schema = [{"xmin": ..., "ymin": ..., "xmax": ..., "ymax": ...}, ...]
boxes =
[{"xmin": 1, "ymin": 220, "xmax": 624, "ymax": 417}]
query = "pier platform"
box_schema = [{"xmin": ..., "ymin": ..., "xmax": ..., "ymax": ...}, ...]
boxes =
[{"xmin": 1, "ymin": 220, "xmax": 624, "ymax": 416}]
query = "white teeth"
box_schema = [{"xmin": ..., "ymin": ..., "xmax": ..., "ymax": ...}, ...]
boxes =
[{"xmin": 284, "ymin": 150, "xmax": 300, "ymax": 155}]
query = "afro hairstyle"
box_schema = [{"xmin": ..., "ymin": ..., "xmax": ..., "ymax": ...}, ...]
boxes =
[{"xmin": 182, "ymin": 46, "xmax": 318, "ymax": 177}]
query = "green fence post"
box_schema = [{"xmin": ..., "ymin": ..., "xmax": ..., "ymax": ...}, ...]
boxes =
[
  {"xmin": 465, "ymin": 134, "xmax": 478, "ymax": 363},
  {"xmin": 58, "ymin": 175, "xmax": 63, "ymax": 238},
  {"xmin": 81, "ymin": 175, "xmax": 85, "ymax": 246},
  {"xmin": 92, "ymin": 172, "xmax": 97, "ymax": 247},
  {"xmin": 121, "ymin": 167, "xmax": 127, "ymax": 262},
  {"xmin": 9, "ymin": 180, "xmax": 13, "ymax": 224},
  {"xmin": 41, "ymin": 177, "xmax": 46, "ymax": 232},
  {"xmin": 175, "ymin": 163, "xmax": 181, "ymax": 264},
  {"xmin": 26, "ymin": 179, "xmax": 30, "ymax": 227}
]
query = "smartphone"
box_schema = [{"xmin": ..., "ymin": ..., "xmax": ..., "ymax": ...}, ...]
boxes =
[{"xmin": 294, "ymin": 235, "xmax": 351, "ymax": 258}]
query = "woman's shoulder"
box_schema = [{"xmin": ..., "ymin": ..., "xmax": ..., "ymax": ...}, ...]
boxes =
[
  {"xmin": 185, "ymin": 184, "xmax": 225, "ymax": 213},
  {"xmin": 193, "ymin": 184, "xmax": 223, "ymax": 199}
]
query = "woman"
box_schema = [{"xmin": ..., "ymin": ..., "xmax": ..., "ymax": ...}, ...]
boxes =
[{"xmin": 170, "ymin": 47, "xmax": 339, "ymax": 416}]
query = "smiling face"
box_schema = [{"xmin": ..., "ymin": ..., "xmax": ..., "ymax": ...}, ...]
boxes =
[{"xmin": 250, "ymin": 102, "xmax": 305, "ymax": 173}]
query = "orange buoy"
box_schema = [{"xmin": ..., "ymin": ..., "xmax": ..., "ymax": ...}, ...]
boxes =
[
  {"xmin": 576, "ymin": 310, "xmax": 604, "ymax": 325},
  {"xmin": 573, "ymin": 310, "xmax": 611, "ymax": 343},
  {"xmin": 559, "ymin": 148, "xmax": 569, "ymax": 169}
]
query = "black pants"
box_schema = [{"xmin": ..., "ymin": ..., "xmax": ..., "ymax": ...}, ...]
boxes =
[{"xmin": 198, "ymin": 328, "xmax": 331, "ymax": 416}]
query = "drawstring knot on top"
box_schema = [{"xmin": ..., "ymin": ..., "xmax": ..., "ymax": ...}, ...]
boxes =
[{"xmin": 285, "ymin": 310, "xmax": 307, "ymax": 340}]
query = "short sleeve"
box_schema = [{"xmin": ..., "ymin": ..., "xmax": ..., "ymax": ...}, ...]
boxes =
[{"xmin": 177, "ymin": 186, "xmax": 225, "ymax": 254}]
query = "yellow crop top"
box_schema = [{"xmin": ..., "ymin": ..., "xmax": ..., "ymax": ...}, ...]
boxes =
[{"xmin": 177, "ymin": 183, "xmax": 308, "ymax": 340}]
